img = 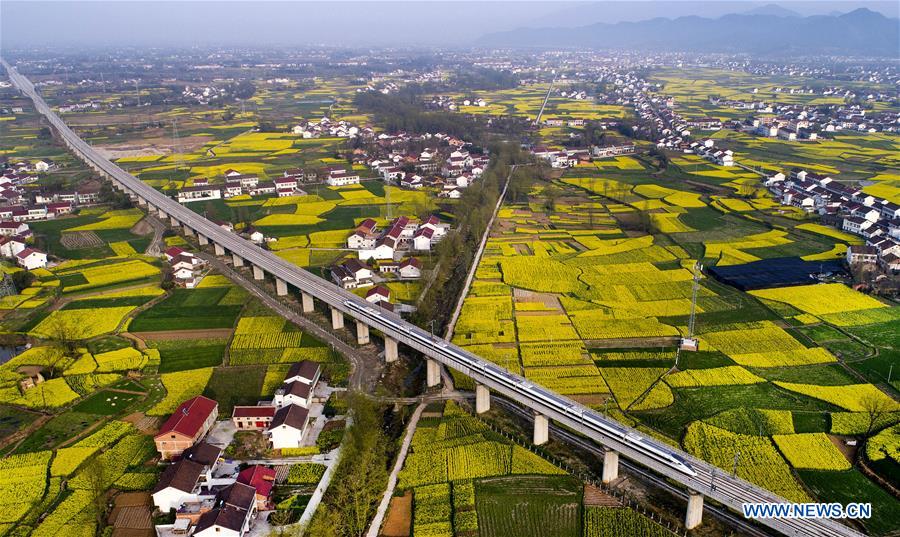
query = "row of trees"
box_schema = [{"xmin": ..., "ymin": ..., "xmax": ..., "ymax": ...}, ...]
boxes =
[
  {"xmin": 413, "ymin": 144, "xmax": 536, "ymax": 330},
  {"xmin": 305, "ymin": 395, "xmax": 390, "ymax": 537}
]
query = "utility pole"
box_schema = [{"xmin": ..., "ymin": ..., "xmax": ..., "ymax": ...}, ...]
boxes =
[
  {"xmin": 732, "ymin": 451, "xmax": 741, "ymax": 477},
  {"xmin": 688, "ymin": 261, "xmax": 701, "ymax": 339}
]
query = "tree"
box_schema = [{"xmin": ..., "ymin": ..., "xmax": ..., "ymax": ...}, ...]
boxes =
[
  {"xmin": 309, "ymin": 395, "xmax": 389, "ymax": 537},
  {"xmin": 11, "ymin": 270, "xmax": 35, "ymax": 291},
  {"xmin": 83, "ymin": 458, "xmax": 109, "ymax": 527},
  {"xmin": 543, "ymin": 184, "xmax": 562, "ymax": 214},
  {"xmin": 268, "ymin": 510, "xmax": 294, "ymax": 536},
  {"xmin": 861, "ymin": 394, "xmax": 893, "ymax": 437},
  {"xmin": 44, "ymin": 314, "xmax": 85, "ymax": 376}
]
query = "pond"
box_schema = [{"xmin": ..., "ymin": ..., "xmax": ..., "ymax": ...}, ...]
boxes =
[{"xmin": 0, "ymin": 345, "xmax": 26, "ymax": 366}]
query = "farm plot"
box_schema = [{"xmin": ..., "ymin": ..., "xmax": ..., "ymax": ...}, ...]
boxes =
[
  {"xmin": 475, "ymin": 475, "xmax": 581, "ymax": 537},
  {"xmin": 683, "ymin": 422, "xmax": 810, "ymax": 503},
  {"xmin": 52, "ymin": 258, "xmax": 160, "ymax": 293},
  {"xmin": 130, "ymin": 287, "xmax": 243, "ymax": 332},
  {"xmin": 229, "ymin": 314, "xmax": 327, "ymax": 365}
]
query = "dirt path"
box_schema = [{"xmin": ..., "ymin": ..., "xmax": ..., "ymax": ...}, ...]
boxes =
[{"xmin": 127, "ymin": 328, "xmax": 234, "ymax": 340}]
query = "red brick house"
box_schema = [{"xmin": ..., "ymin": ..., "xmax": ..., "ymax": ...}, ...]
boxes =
[
  {"xmin": 236, "ymin": 465, "xmax": 277, "ymax": 510},
  {"xmin": 154, "ymin": 396, "xmax": 219, "ymax": 460}
]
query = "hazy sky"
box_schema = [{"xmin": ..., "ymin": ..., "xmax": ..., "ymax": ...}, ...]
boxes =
[{"xmin": 2, "ymin": 1, "xmax": 897, "ymax": 49}]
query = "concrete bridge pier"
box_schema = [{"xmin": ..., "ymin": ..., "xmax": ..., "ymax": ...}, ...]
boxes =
[
  {"xmin": 214, "ymin": 243, "xmax": 225, "ymax": 256},
  {"xmin": 183, "ymin": 225, "xmax": 195, "ymax": 237},
  {"xmin": 331, "ymin": 307, "xmax": 344, "ymax": 330},
  {"xmin": 301, "ymin": 292, "xmax": 314, "ymax": 313},
  {"xmin": 426, "ymin": 358, "xmax": 441, "ymax": 388},
  {"xmin": 533, "ymin": 413, "xmax": 549, "ymax": 445},
  {"xmin": 356, "ymin": 321, "xmax": 370, "ymax": 345},
  {"xmin": 275, "ymin": 278, "xmax": 288, "ymax": 296},
  {"xmin": 602, "ymin": 449, "xmax": 619, "ymax": 484},
  {"xmin": 252, "ymin": 265, "xmax": 264, "ymax": 280},
  {"xmin": 198, "ymin": 234, "xmax": 209, "ymax": 246},
  {"xmin": 158, "ymin": 212, "xmax": 168, "ymax": 222},
  {"xmin": 170, "ymin": 215, "xmax": 178, "ymax": 227},
  {"xmin": 136, "ymin": 197, "xmax": 147, "ymax": 206},
  {"xmin": 232, "ymin": 254, "xmax": 244, "ymax": 267},
  {"xmin": 475, "ymin": 384, "xmax": 490, "ymax": 414},
  {"xmin": 685, "ymin": 491, "xmax": 704, "ymax": 530},
  {"xmin": 384, "ymin": 337, "xmax": 399, "ymax": 363}
]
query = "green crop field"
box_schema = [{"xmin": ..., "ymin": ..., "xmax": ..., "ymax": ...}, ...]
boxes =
[{"xmin": 453, "ymin": 132, "xmax": 900, "ymax": 522}]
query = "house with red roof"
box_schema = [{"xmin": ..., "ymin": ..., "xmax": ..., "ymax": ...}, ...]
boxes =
[
  {"xmin": 154, "ymin": 396, "xmax": 219, "ymax": 460},
  {"xmin": 15, "ymin": 248, "xmax": 47, "ymax": 270},
  {"xmin": 236, "ymin": 465, "xmax": 277, "ymax": 510}
]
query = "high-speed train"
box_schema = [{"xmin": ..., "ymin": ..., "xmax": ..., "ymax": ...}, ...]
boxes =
[{"xmin": 344, "ymin": 300, "xmax": 697, "ymax": 477}]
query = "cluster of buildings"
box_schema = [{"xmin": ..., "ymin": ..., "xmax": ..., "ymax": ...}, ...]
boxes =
[
  {"xmin": 690, "ymin": 139, "xmax": 735, "ymax": 166},
  {"xmin": 364, "ymin": 141, "xmax": 490, "ymax": 198},
  {"xmin": 230, "ymin": 360, "xmax": 322, "ymax": 449},
  {"xmin": 331, "ymin": 256, "xmax": 422, "ymax": 290},
  {"xmin": 765, "ymin": 170, "xmax": 900, "ymax": 273},
  {"xmin": 347, "ymin": 215, "xmax": 448, "ymax": 261},
  {"xmin": 152, "ymin": 397, "xmax": 263, "ymax": 537},
  {"xmin": 0, "ymin": 160, "xmax": 100, "ymax": 222},
  {"xmin": 425, "ymin": 95, "xmax": 488, "ymax": 111},
  {"xmin": 177, "ymin": 164, "xmax": 367, "ymax": 203},
  {"xmin": 0, "ymin": 220, "xmax": 47, "ymax": 270},
  {"xmin": 291, "ymin": 116, "xmax": 374, "ymax": 139},
  {"xmin": 531, "ymin": 143, "xmax": 636, "ymax": 168},
  {"xmin": 163, "ymin": 246, "xmax": 208, "ymax": 288},
  {"xmin": 151, "ymin": 360, "xmax": 325, "ymax": 536}
]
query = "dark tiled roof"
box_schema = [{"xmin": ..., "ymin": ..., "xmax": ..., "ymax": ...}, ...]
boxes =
[
  {"xmin": 280, "ymin": 381, "xmax": 312, "ymax": 399},
  {"xmin": 286, "ymin": 360, "xmax": 319, "ymax": 382},
  {"xmin": 153, "ymin": 459, "xmax": 204, "ymax": 494},
  {"xmin": 181, "ymin": 441, "xmax": 222, "ymax": 467},
  {"xmin": 271, "ymin": 404, "xmax": 309, "ymax": 431}
]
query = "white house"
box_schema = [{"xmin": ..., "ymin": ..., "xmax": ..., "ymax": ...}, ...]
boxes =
[
  {"xmin": 0, "ymin": 221, "xmax": 28, "ymax": 236},
  {"xmin": 325, "ymin": 168, "xmax": 361, "ymax": 187},
  {"xmin": 283, "ymin": 360, "xmax": 321, "ymax": 386},
  {"xmin": 365, "ymin": 285, "xmax": 391, "ymax": 304},
  {"xmin": 15, "ymin": 248, "xmax": 47, "ymax": 270},
  {"xmin": 398, "ymin": 257, "xmax": 422, "ymax": 279},
  {"xmin": 420, "ymin": 215, "xmax": 448, "ymax": 239},
  {"xmin": 843, "ymin": 216, "xmax": 871, "ymax": 235},
  {"xmin": 412, "ymin": 227, "xmax": 434, "ymax": 251},
  {"xmin": 273, "ymin": 381, "xmax": 313, "ymax": 409},
  {"xmin": 152, "ymin": 459, "xmax": 203, "ymax": 512},
  {"xmin": 0, "ymin": 236, "xmax": 27, "ymax": 258},
  {"xmin": 177, "ymin": 186, "xmax": 222, "ymax": 204},
  {"xmin": 192, "ymin": 483, "xmax": 256, "ymax": 537},
  {"xmin": 267, "ymin": 404, "xmax": 310, "ymax": 449},
  {"xmin": 359, "ymin": 237, "xmax": 396, "ymax": 261}
]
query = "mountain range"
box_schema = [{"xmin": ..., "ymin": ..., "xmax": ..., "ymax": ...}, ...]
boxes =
[{"xmin": 479, "ymin": 8, "xmax": 900, "ymax": 56}]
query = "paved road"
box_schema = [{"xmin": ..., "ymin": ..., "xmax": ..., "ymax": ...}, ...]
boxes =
[
  {"xmin": 4, "ymin": 61, "xmax": 864, "ymax": 537},
  {"xmin": 143, "ymin": 214, "xmax": 166, "ymax": 257}
]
